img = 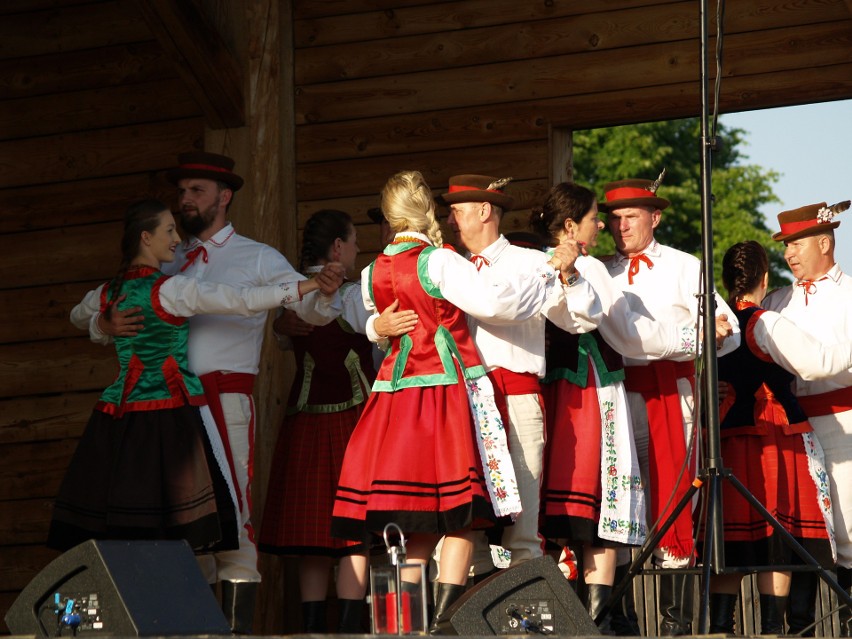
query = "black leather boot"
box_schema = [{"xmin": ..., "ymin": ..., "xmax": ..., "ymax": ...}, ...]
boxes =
[
  {"xmin": 337, "ymin": 598, "xmax": 365, "ymax": 633},
  {"xmin": 658, "ymin": 574, "xmax": 694, "ymax": 636},
  {"xmin": 610, "ymin": 564, "xmax": 641, "ymax": 636},
  {"xmin": 709, "ymin": 593, "xmax": 737, "ymax": 634},
  {"xmin": 301, "ymin": 600, "xmax": 328, "ymax": 633},
  {"xmin": 429, "ymin": 583, "xmax": 466, "ymax": 635},
  {"xmin": 786, "ymin": 572, "xmax": 818, "ymax": 636},
  {"xmin": 760, "ymin": 594, "xmax": 787, "ymax": 635},
  {"xmin": 587, "ymin": 584, "xmax": 615, "ymax": 635},
  {"xmin": 221, "ymin": 581, "xmax": 258, "ymax": 634}
]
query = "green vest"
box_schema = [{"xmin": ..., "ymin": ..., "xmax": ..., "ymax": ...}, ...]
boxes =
[{"xmin": 98, "ymin": 268, "xmax": 204, "ymax": 415}]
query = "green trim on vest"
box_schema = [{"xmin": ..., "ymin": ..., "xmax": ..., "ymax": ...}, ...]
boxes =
[
  {"xmin": 373, "ymin": 326, "xmax": 486, "ymax": 392},
  {"xmin": 418, "ymin": 246, "xmax": 445, "ymax": 299},
  {"xmin": 288, "ymin": 349, "xmax": 370, "ymax": 415},
  {"xmin": 542, "ymin": 333, "xmax": 625, "ymax": 388},
  {"xmin": 384, "ymin": 241, "xmax": 423, "ymax": 256},
  {"xmin": 367, "ymin": 260, "xmax": 376, "ymax": 308}
]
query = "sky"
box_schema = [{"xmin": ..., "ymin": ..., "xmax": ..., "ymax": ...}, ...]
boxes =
[{"xmin": 720, "ymin": 99, "xmax": 852, "ymax": 274}]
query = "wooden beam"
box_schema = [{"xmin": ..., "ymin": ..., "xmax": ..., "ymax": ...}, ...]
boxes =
[
  {"xmin": 134, "ymin": 0, "xmax": 245, "ymax": 128},
  {"xmin": 0, "ymin": 338, "xmax": 117, "ymax": 399},
  {"xmin": 296, "ymin": 139, "xmax": 548, "ymax": 200},
  {"xmin": 0, "ymin": 119, "xmax": 203, "ymax": 190},
  {"xmin": 295, "ymin": 62, "xmax": 852, "ymax": 163},
  {"xmin": 0, "ymin": 78, "xmax": 199, "ymax": 142},
  {"xmin": 295, "ymin": 0, "xmax": 846, "ymax": 84},
  {"xmin": 0, "ymin": 0, "xmax": 149, "ymax": 61},
  {"xmin": 0, "ymin": 41, "xmax": 174, "ymax": 101},
  {"xmin": 294, "ymin": 22, "xmax": 852, "ymax": 124},
  {"xmin": 549, "ymin": 126, "xmax": 574, "ymax": 186},
  {"xmin": 0, "ymin": 392, "xmax": 96, "ymax": 445}
]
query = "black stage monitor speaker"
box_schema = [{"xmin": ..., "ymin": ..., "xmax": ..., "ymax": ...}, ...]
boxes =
[
  {"xmin": 436, "ymin": 555, "xmax": 599, "ymax": 636},
  {"xmin": 5, "ymin": 540, "xmax": 231, "ymax": 637}
]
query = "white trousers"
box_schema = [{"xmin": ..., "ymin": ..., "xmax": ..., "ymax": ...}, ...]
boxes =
[
  {"xmin": 810, "ymin": 409, "xmax": 852, "ymax": 568},
  {"xmin": 197, "ymin": 392, "xmax": 261, "ymax": 583}
]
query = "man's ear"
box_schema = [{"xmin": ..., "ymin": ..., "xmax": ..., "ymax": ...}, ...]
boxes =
[
  {"xmin": 220, "ymin": 188, "xmax": 234, "ymax": 208},
  {"xmin": 650, "ymin": 209, "xmax": 662, "ymax": 229}
]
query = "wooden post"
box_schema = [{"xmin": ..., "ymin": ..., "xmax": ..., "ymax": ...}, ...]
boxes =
[
  {"xmin": 548, "ymin": 125, "xmax": 574, "ymax": 186},
  {"xmin": 201, "ymin": 0, "xmax": 298, "ymax": 633}
]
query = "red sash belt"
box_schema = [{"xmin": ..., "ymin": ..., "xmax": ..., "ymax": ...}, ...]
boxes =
[
  {"xmin": 624, "ymin": 360, "xmax": 695, "ymax": 559},
  {"xmin": 797, "ymin": 385, "xmax": 852, "ymax": 418},
  {"xmin": 488, "ymin": 368, "xmax": 541, "ymax": 396},
  {"xmin": 198, "ymin": 372, "xmax": 256, "ymax": 519},
  {"xmin": 487, "ymin": 368, "xmax": 543, "ymax": 437}
]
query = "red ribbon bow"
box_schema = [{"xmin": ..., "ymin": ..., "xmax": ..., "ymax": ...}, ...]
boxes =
[
  {"xmin": 796, "ymin": 276, "xmax": 828, "ymax": 306},
  {"xmin": 470, "ymin": 254, "xmax": 491, "ymax": 271},
  {"xmin": 627, "ymin": 254, "xmax": 654, "ymax": 285},
  {"xmin": 181, "ymin": 245, "xmax": 208, "ymax": 272}
]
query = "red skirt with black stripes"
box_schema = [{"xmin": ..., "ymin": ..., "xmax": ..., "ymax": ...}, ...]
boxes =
[
  {"xmin": 259, "ymin": 407, "xmax": 366, "ymax": 557},
  {"xmin": 719, "ymin": 396, "xmax": 832, "ymax": 567},
  {"xmin": 331, "ymin": 380, "xmax": 495, "ymax": 541}
]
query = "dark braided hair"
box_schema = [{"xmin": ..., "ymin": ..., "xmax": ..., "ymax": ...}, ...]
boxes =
[
  {"xmin": 529, "ymin": 182, "xmax": 597, "ymax": 243},
  {"xmin": 299, "ymin": 209, "xmax": 353, "ymax": 272},
  {"xmin": 104, "ymin": 198, "xmax": 169, "ymax": 319},
  {"xmin": 721, "ymin": 240, "xmax": 769, "ymax": 305}
]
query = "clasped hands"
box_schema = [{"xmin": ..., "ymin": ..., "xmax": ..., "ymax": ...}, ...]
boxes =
[{"xmin": 546, "ymin": 237, "xmax": 584, "ymax": 281}]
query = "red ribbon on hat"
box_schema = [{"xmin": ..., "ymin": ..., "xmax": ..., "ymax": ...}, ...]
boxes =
[
  {"xmin": 181, "ymin": 246, "xmax": 208, "ymax": 271},
  {"xmin": 449, "ymin": 185, "xmax": 505, "ymax": 195},
  {"xmin": 605, "ymin": 186, "xmax": 655, "ymax": 201},
  {"xmin": 778, "ymin": 218, "xmax": 824, "ymax": 236},
  {"xmin": 178, "ymin": 163, "xmax": 233, "ymax": 174}
]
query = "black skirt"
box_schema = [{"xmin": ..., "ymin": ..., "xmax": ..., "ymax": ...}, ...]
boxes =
[{"xmin": 47, "ymin": 403, "xmax": 238, "ymax": 553}]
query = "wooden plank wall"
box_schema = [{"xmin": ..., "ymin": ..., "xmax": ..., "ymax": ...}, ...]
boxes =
[
  {"xmin": 0, "ymin": 0, "xmax": 205, "ymax": 630},
  {"xmin": 292, "ymin": 0, "xmax": 852, "ymax": 271}
]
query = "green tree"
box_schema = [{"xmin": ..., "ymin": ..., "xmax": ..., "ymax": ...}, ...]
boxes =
[{"xmin": 572, "ymin": 118, "xmax": 787, "ymax": 291}]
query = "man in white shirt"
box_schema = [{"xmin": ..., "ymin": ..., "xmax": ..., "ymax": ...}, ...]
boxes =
[
  {"xmin": 763, "ymin": 200, "xmax": 852, "ymax": 636},
  {"xmin": 599, "ymin": 175, "xmax": 740, "ymax": 636},
  {"xmin": 438, "ymin": 174, "xmax": 594, "ymax": 572},
  {"xmin": 75, "ymin": 152, "xmax": 343, "ymax": 634}
]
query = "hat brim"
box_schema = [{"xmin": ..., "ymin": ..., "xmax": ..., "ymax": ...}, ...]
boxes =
[
  {"xmin": 438, "ymin": 190, "xmax": 514, "ymax": 211},
  {"xmin": 772, "ymin": 221, "xmax": 839, "ymax": 243},
  {"xmin": 165, "ymin": 168, "xmax": 243, "ymax": 191},
  {"xmin": 599, "ymin": 196, "xmax": 670, "ymax": 212}
]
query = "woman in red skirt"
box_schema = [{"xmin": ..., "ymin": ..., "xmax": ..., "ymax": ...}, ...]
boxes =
[
  {"xmin": 259, "ymin": 209, "xmax": 377, "ymax": 632},
  {"xmin": 530, "ymin": 182, "xmax": 701, "ymax": 632},
  {"xmin": 712, "ymin": 240, "xmax": 852, "ymax": 634},
  {"xmin": 331, "ymin": 170, "xmax": 575, "ymax": 631}
]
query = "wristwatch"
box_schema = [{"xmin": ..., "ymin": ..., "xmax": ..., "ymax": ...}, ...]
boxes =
[{"xmin": 564, "ymin": 270, "xmax": 580, "ymax": 287}]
